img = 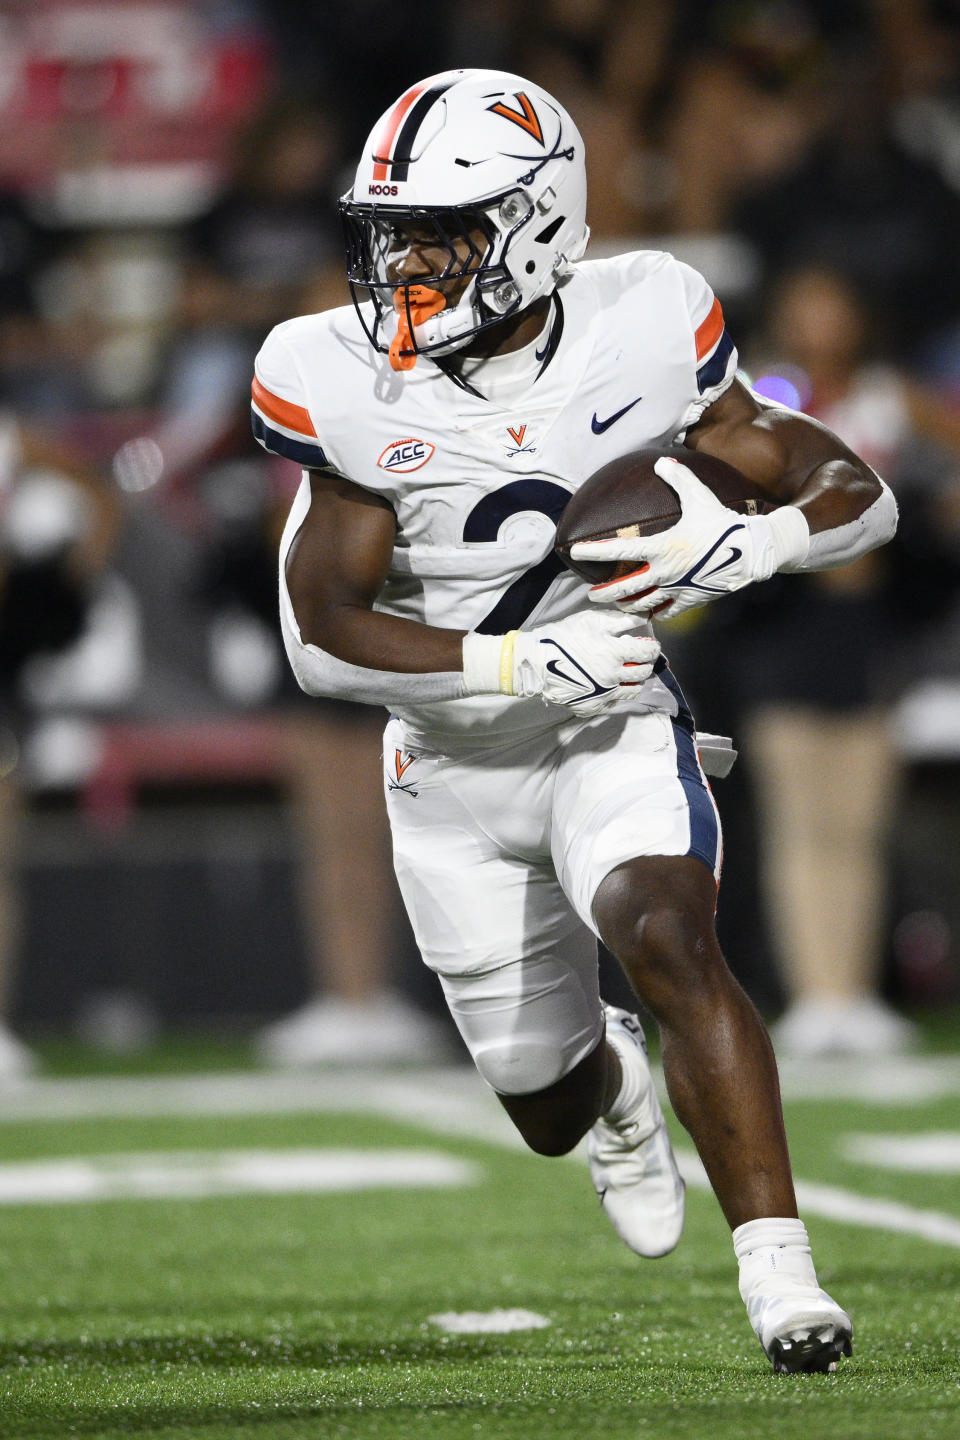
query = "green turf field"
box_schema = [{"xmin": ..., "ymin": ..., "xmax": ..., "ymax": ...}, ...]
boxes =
[{"xmin": 1, "ymin": 1040, "xmax": 959, "ymax": 1439}]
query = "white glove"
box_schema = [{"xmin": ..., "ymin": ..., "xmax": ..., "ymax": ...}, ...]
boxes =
[
  {"xmin": 462, "ymin": 609, "xmax": 660, "ymax": 716},
  {"xmin": 571, "ymin": 455, "xmax": 810, "ymax": 618}
]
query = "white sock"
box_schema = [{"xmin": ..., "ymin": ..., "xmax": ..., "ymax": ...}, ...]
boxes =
[
  {"xmin": 733, "ymin": 1217, "xmax": 819, "ymax": 1302},
  {"xmin": 603, "ymin": 1031, "xmax": 653, "ymax": 1129}
]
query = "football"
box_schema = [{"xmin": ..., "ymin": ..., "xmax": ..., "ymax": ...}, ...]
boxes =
[{"xmin": 555, "ymin": 444, "xmax": 775, "ymax": 584}]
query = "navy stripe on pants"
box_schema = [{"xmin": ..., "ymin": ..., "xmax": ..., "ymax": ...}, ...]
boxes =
[{"xmin": 655, "ymin": 660, "xmax": 720, "ymax": 873}]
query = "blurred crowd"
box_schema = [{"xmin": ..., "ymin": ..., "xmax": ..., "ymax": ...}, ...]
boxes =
[{"xmin": 2, "ymin": 0, "xmax": 960, "ymax": 1074}]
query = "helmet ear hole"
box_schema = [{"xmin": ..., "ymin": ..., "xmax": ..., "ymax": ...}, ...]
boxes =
[{"xmin": 534, "ymin": 216, "xmax": 565, "ymax": 245}]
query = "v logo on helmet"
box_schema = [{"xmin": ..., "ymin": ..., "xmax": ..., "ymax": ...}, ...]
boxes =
[{"xmin": 488, "ymin": 93, "xmax": 545, "ymax": 145}]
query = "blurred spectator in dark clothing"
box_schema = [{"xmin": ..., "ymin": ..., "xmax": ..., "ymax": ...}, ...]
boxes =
[
  {"xmin": 0, "ymin": 190, "xmax": 76, "ymax": 419},
  {"xmin": 663, "ymin": 1, "xmax": 835, "ymax": 235},
  {"xmin": 734, "ymin": 57, "xmax": 960, "ymax": 358},
  {"xmin": 513, "ymin": 0, "xmax": 836, "ymax": 240},
  {"xmin": 0, "ymin": 405, "xmax": 127, "ymax": 1076},
  {"xmin": 146, "ymin": 97, "xmax": 347, "ymax": 492},
  {"xmin": 166, "ymin": 88, "xmax": 452, "ymax": 1064},
  {"xmin": 517, "ymin": 0, "xmax": 675, "ymax": 238},
  {"xmin": 0, "ymin": 192, "xmax": 45, "ymax": 320},
  {"xmin": 263, "ymin": 1, "xmax": 455, "ymax": 151},
  {"xmin": 193, "ymin": 427, "xmax": 451, "ymax": 1067},
  {"xmin": 187, "ymin": 95, "xmax": 344, "ymax": 337},
  {"xmin": 706, "ymin": 265, "xmax": 960, "ymax": 1056}
]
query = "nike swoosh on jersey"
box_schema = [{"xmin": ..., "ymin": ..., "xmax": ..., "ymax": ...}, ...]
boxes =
[{"xmin": 591, "ymin": 396, "xmax": 643, "ymax": 433}]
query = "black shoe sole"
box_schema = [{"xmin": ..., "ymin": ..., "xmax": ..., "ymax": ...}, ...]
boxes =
[{"xmin": 770, "ymin": 1329, "xmax": 853, "ymax": 1374}]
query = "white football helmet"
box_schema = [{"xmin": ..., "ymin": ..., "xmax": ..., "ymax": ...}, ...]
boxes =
[{"xmin": 340, "ymin": 69, "xmax": 589, "ymax": 362}]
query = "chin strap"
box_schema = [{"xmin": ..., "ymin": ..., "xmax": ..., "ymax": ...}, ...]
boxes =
[{"xmin": 389, "ymin": 285, "xmax": 446, "ymax": 371}]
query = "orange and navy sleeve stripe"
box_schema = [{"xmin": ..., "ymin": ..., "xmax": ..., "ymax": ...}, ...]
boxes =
[
  {"xmin": 250, "ymin": 375, "xmax": 328, "ymax": 467},
  {"xmin": 694, "ymin": 296, "xmax": 735, "ymax": 394}
]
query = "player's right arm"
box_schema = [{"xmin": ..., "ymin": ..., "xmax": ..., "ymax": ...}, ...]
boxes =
[
  {"xmin": 281, "ymin": 468, "xmax": 658, "ymax": 715},
  {"xmin": 286, "ymin": 468, "xmax": 465, "ymax": 675},
  {"xmin": 254, "ymin": 323, "xmax": 658, "ymax": 713}
]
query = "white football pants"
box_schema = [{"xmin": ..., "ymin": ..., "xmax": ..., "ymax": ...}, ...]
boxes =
[{"xmin": 384, "ymin": 694, "xmax": 721, "ymax": 1095}]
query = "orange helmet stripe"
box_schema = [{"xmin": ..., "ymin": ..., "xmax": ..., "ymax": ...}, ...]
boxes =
[{"xmin": 372, "ymin": 80, "xmax": 431, "ymax": 180}]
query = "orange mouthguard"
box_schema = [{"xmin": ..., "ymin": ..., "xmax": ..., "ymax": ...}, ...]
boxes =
[{"xmin": 389, "ymin": 286, "xmax": 446, "ymax": 372}]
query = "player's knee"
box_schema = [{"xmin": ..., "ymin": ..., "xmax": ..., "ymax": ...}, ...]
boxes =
[
  {"xmin": 615, "ymin": 904, "xmax": 727, "ymax": 1013},
  {"xmin": 477, "ymin": 1035, "xmax": 607, "ymax": 1157},
  {"xmin": 519, "ymin": 1116, "xmax": 584, "ymax": 1158},
  {"xmin": 472, "ymin": 1036, "xmax": 571, "ymax": 1098},
  {"xmin": 637, "ymin": 903, "xmax": 709, "ymax": 965},
  {"xmin": 497, "ymin": 1083, "xmax": 591, "ymax": 1157}
]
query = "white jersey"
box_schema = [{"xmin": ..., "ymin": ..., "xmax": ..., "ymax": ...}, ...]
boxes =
[{"xmin": 252, "ymin": 250, "xmax": 737, "ymax": 749}]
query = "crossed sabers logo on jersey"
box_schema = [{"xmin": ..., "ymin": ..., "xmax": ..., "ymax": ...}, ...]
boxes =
[
  {"xmin": 505, "ymin": 423, "xmax": 536, "ymax": 456},
  {"xmin": 388, "ymin": 748, "xmax": 420, "ymax": 797}
]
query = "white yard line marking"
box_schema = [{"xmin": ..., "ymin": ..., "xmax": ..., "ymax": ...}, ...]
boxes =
[
  {"xmin": 2, "ymin": 1052, "xmax": 959, "ymax": 1124},
  {"xmin": 0, "ymin": 1148, "xmax": 479, "ymax": 1205},
  {"xmin": 791, "ymin": 1179, "xmax": 960, "ymax": 1248},
  {"xmin": 0, "ymin": 1069, "xmax": 499, "ymax": 1125},
  {"xmin": 670, "ymin": 1149, "xmax": 960, "ymax": 1248},
  {"xmin": 773, "ymin": 1054, "xmax": 960, "ymax": 1102},
  {"xmin": 429, "ymin": 1309, "xmax": 551, "ymax": 1334},
  {"xmin": 2, "ymin": 1065, "xmax": 960, "ymax": 1246},
  {"xmin": 842, "ymin": 1131, "xmax": 960, "ymax": 1173}
]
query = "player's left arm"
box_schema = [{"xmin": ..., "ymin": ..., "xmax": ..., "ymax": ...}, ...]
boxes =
[
  {"xmin": 573, "ymin": 377, "xmax": 897, "ymax": 617},
  {"xmin": 684, "ymin": 375, "xmax": 896, "ymax": 568}
]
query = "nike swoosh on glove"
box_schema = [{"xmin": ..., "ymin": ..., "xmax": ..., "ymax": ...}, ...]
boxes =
[
  {"xmin": 571, "ymin": 455, "xmax": 809, "ymax": 618},
  {"xmin": 462, "ymin": 610, "xmax": 660, "ymax": 717}
]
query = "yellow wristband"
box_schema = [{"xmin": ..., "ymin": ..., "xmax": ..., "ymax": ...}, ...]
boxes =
[{"xmin": 499, "ymin": 630, "xmax": 519, "ymax": 694}]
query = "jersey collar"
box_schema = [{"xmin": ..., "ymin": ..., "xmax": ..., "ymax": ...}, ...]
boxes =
[{"xmin": 433, "ymin": 293, "xmax": 565, "ymax": 401}]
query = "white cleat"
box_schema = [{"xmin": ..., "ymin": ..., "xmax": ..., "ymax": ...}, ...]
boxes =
[
  {"xmin": 587, "ymin": 1004, "xmax": 685, "ymax": 1258},
  {"xmin": 745, "ymin": 1276, "xmax": 853, "ymax": 1374}
]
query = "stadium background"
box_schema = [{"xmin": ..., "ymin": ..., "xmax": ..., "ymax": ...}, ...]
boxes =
[{"xmin": 0, "ymin": 0, "xmax": 959, "ymax": 1051}]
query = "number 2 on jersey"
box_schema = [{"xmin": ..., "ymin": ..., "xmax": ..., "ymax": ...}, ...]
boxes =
[{"xmin": 462, "ymin": 479, "xmax": 571, "ymax": 634}]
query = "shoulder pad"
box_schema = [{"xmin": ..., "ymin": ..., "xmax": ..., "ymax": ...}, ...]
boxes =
[{"xmin": 251, "ymin": 322, "xmax": 329, "ymax": 468}]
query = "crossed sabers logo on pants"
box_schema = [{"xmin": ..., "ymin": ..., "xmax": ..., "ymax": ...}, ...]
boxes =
[{"xmin": 388, "ymin": 748, "xmax": 420, "ymax": 796}]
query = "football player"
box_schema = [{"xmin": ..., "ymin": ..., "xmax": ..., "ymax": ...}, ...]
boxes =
[{"xmin": 252, "ymin": 69, "xmax": 897, "ymax": 1373}]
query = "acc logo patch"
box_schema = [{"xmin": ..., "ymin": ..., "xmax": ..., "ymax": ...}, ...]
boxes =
[{"xmin": 377, "ymin": 437, "xmax": 435, "ymax": 473}]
